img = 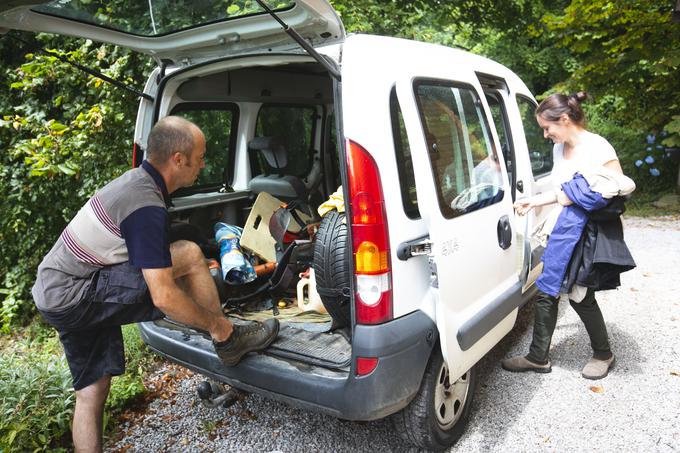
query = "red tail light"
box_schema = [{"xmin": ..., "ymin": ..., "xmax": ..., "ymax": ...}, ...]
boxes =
[
  {"xmin": 346, "ymin": 139, "xmax": 393, "ymax": 325},
  {"xmin": 132, "ymin": 142, "xmax": 140, "ymax": 168}
]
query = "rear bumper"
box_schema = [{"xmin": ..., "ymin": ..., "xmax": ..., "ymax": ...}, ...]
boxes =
[{"xmin": 138, "ymin": 309, "xmax": 436, "ymax": 420}]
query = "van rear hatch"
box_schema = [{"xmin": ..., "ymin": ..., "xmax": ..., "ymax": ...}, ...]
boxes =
[{"xmin": 0, "ymin": 0, "xmax": 345, "ymax": 64}]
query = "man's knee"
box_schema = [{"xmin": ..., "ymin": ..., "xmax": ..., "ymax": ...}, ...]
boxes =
[
  {"xmin": 170, "ymin": 240, "xmax": 206, "ymax": 276},
  {"xmin": 75, "ymin": 375, "xmax": 111, "ymax": 408}
]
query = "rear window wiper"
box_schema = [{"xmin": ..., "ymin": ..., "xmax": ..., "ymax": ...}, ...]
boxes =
[
  {"xmin": 253, "ymin": 0, "xmax": 341, "ymax": 81},
  {"xmin": 3, "ymin": 32, "xmax": 154, "ymax": 102}
]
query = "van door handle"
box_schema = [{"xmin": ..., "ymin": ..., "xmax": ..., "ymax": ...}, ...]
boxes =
[
  {"xmin": 516, "ymin": 180, "xmax": 524, "ymax": 193},
  {"xmin": 497, "ymin": 215, "xmax": 512, "ymax": 250}
]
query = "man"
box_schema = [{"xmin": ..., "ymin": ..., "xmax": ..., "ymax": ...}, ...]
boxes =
[{"xmin": 32, "ymin": 116, "xmax": 279, "ymax": 452}]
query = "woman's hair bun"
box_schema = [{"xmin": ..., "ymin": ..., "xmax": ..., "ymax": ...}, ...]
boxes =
[{"xmin": 570, "ymin": 91, "xmax": 589, "ymax": 103}]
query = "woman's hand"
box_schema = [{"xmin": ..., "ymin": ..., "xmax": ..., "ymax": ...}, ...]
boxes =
[{"xmin": 513, "ymin": 198, "xmax": 535, "ymax": 216}]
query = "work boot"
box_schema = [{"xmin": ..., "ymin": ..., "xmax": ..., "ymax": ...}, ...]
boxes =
[
  {"xmin": 213, "ymin": 318, "xmax": 280, "ymax": 366},
  {"xmin": 581, "ymin": 354, "xmax": 615, "ymax": 380},
  {"xmin": 501, "ymin": 355, "xmax": 552, "ymax": 373}
]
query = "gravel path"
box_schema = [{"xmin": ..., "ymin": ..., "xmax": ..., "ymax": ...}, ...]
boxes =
[{"xmin": 107, "ymin": 216, "xmax": 680, "ymax": 452}]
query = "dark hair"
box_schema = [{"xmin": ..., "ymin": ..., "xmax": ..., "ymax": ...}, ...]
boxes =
[
  {"xmin": 535, "ymin": 91, "xmax": 589, "ymax": 127},
  {"xmin": 146, "ymin": 116, "xmax": 199, "ymax": 164}
]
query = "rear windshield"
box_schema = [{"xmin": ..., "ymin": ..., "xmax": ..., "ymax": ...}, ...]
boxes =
[{"xmin": 32, "ymin": 0, "xmax": 295, "ymax": 37}]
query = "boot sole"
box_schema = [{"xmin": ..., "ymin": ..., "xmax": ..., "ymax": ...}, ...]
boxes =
[{"xmin": 218, "ymin": 321, "xmax": 280, "ymax": 367}]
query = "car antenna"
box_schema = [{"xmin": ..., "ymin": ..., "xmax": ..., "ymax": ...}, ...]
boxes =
[
  {"xmin": 253, "ymin": 0, "xmax": 341, "ymax": 81},
  {"xmin": 3, "ymin": 32, "xmax": 154, "ymax": 102}
]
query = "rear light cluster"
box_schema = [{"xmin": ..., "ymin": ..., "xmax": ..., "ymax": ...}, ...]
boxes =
[{"xmin": 346, "ymin": 139, "xmax": 393, "ymax": 326}]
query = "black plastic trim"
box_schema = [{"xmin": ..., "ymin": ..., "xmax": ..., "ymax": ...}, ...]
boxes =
[
  {"xmin": 138, "ymin": 309, "xmax": 435, "ymax": 420},
  {"xmin": 456, "ymin": 280, "xmax": 523, "ymax": 351}
]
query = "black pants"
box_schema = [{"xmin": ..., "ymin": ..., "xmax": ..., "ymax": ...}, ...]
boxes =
[{"xmin": 526, "ymin": 289, "xmax": 612, "ymax": 365}]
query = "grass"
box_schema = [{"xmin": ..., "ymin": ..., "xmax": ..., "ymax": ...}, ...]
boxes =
[
  {"xmin": 0, "ymin": 319, "xmax": 160, "ymax": 452},
  {"xmin": 625, "ymin": 190, "xmax": 680, "ymax": 217}
]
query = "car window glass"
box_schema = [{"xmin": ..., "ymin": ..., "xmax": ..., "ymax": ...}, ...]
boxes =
[
  {"xmin": 390, "ymin": 88, "xmax": 420, "ymax": 219},
  {"xmin": 255, "ymin": 105, "xmax": 316, "ymax": 178},
  {"xmin": 485, "ymin": 92, "xmax": 515, "ymax": 199},
  {"xmin": 415, "ymin": 81, "xmax": 504, "ymax": 218},
  {"xmin": 32, "ymin": 0, "xmax": 295, "ymax": 37},
  {"xmin": 516, "ymin": 95, "xmax": 554, "ymax": 178},
  {"xmin": 172, "ymin": 104, "xmax": 237, "ymax": 190}
]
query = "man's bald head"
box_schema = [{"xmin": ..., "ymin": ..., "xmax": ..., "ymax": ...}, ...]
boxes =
[{"xmin": 146, "ymin": 116, "xmax": 202, "ymax": 165}]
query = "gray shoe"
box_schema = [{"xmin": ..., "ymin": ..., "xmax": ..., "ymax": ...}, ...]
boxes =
[
  {"xmin": 214, "ymin": 318, "xmax": 280, "ymax": 367},
  {"xmin": 581, "ymin": 355, "xmax": 615, "ymax": 380},
  {"xmin": 501, "ymin": 355, "xmax": 552, "ymax": 373}
]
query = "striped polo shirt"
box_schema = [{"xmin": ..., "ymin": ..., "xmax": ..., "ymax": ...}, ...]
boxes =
[{"xmin": 32, "ymin": 161, "xmax": 172, "ymax": 312}]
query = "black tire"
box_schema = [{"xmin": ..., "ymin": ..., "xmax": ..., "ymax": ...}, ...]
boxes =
[
  {"xmin": 391, "ymin": 345, "xmax": 477, "ymax": 451},
  {"xmin": 313, "ymin": 210, "xmax": 351, "ymax": 330}
]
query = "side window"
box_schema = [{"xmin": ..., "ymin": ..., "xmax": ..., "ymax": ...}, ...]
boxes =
[
  {"xmin": 414, "ymin": 81, "xmax": 504, "ymax": 218},
  {"xmin": 254, "ymin": 105, "xmax": 317, "ymax": 178},
  {"xmin": 516, "ymin": 95, "xmax": 553, "ymax": 178},
  {"xmin": 172, "ymin": 103, "xmax": 238, "ymax": 191},
  {"xmin": 485, "ymin": 92, "xmax": 516, "ymax": 200},
  {"xmin": 390, "ymin": 87, "xmax": 420, "ymax": 219}
]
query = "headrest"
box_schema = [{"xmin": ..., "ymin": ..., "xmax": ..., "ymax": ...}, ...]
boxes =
[{"xmin": 248, "ymin": 136, "xmax": 287, "ymax": 169}]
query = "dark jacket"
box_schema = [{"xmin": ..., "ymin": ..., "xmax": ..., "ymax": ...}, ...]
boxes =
[
  {"xmin": 536, "ymin": 174, "xmax": 609, "ymax": 296},
  {"xmin": 563, "ymin": 197, "xmax": 636, "ymax": 292}
]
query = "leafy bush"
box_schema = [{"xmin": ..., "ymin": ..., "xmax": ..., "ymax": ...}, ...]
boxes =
[
  {"xmin": 586, "ymin": 95, "xmax": 678, "ymax": 194},
  {"xmin": 0, "ymin": 332, "xmax": 74, "ymax": 452},
  {"xmin": 0, "ymin": 32, "xmax": 152, "ymax": 330},
  {"xmin": 0, "ymin": 323, "xmax": 159, "ymax": 451}
]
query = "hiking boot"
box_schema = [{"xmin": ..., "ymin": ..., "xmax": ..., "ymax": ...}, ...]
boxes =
[
  {"xmin": 581, "ymin": 354, "xmax": 615, "ymax": 380},
  {"xmin": 213, "ymin": 318, "xmax": 280, "ymax": 367},
  {"xmin": 501, "ymin": 355, "xmax": 552, "ymax": 373}
]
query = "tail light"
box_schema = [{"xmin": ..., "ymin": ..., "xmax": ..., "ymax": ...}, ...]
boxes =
[{"xmin": 346, "ymin": 139, "xmax": 393, "ymax": 325}]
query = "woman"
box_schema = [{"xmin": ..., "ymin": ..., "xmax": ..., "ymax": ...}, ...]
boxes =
[{"xmin": 501, "ymin": 92, "xmax": 625, "ymax": 380}]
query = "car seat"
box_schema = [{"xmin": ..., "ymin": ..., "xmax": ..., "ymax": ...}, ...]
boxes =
[{"xmin": 248, "ymin": 136, "xmax": 308, "ymax": 203}]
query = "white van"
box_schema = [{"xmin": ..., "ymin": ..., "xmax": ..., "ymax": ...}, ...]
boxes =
[{"xmin": 1, "ymin": 1, "xmax": 557, "ymax": 449}]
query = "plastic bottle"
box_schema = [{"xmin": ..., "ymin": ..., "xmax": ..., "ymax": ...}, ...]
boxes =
[
  {"xmin": 214, "ymin": 222, "xmax": 257, "ymax": 285},
  {"xmin": 296, "ymin": 268, "xmax": 326, "ymax": 313}
]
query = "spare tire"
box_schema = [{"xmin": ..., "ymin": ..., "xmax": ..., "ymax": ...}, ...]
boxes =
[{"xmin": 313, "ymin": 210, "xmax": 352, "ymax": 330}]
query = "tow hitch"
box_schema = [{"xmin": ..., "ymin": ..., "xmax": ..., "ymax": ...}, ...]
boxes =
[{"xmin": 196, "ymin": 380, "xmax": 244, "ymax": 409}]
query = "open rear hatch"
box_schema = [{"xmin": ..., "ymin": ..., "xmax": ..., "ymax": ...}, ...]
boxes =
[{"xmin": 0, "ymin": 0, "xmax": 345, "ymax": 65}]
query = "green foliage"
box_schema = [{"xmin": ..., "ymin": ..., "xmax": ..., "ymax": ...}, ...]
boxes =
[
  {"xmin": 0, "ymin": 323, "xmax": 159, "ymax": 451},
  {"xmin": 540, "ymin": 1, "xmax": 680, "ymax": 134},
  {"xmin": 0, "ymin": 32, "xmax": 152, "ymax": 330},
  {"xmin": 0, "ymin": 332, "xmax": 74, "ymax": 452},
  {"xmin": 106, "ymin": 325, "xmax": 160, "ymax": 414}
]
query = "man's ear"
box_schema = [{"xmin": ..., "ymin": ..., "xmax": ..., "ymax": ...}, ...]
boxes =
[
  {"xmin": 171, "ymin": 152, "xmax": 184, "ymax": 167},
  {"xmin": 560, "ymin": 113, "xmax": 570, "ymax": 124}
]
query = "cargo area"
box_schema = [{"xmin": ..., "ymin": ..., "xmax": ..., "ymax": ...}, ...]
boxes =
[{"xmin": 151, "ymin": 56, "xmax": 352, "ymax": 370}]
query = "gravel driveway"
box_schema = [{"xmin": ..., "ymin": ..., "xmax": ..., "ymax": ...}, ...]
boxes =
[{"xmin": 107, "ymin": 216, "xmax": 680, "ymax": 452}]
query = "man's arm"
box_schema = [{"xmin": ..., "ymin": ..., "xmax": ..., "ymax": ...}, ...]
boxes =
[{"xmin": 142, "ymin": 267, "xmax": 231, "ymax": 341}]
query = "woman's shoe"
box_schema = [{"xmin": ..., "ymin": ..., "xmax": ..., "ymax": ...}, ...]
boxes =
[
  {"xmin": 581, "ymin": 355, "xmax": 615, "ymax": 380},
  {"xmin": 501, "ymin": 356, "xmax": 552, "ymax": 373}
]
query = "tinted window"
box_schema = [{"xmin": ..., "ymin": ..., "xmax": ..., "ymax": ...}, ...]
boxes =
[
  {"xmin": 517, "ymin": 95, "xmax": 554, "ymax": 178},
  {"xmin": 390, "ymin": 88, "xmax": 420, "ymax": 219},
  {"xmin": 255, "ymin": 105, "xmax": 316, "ymax": 178},
  {"xmin": 172, "ymin": 104, "xmax": 238, "ymax": 190},
  {"xmin": 415, "ymin": 81, "xmax": 504, "ymax": 218}
]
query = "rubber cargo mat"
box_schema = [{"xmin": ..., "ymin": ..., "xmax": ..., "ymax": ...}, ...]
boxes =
[{"xmin": 267, "ymin": 325, "xmax": 351, "ymax": 369}]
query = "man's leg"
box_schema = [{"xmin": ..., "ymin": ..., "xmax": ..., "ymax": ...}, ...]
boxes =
[
  {"xmin": 170, "ymin": 240, "xmax": 223, "ymax": 316},
  {"xmin": 72, "ymin": 374, "xmax": 111, "ymax": 453}
]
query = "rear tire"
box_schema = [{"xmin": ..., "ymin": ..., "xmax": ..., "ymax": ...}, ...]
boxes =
[
  {"xmin": 391, "ymin": 345, "xmax": 476, "ymax": 451},
  {"xmin": 313, "ymin": 210, "xmax": 351, "ymax": 330}
]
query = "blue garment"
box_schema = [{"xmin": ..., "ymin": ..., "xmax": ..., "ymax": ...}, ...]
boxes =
[{"xmin": 536, "ymin": 174, "xmax": 609, "ymax": 296}]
